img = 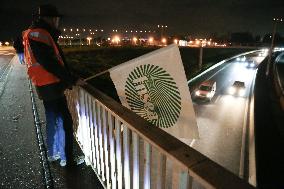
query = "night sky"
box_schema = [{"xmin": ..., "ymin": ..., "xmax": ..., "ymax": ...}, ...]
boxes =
[{"xmin": 1, "ymin": 0, "xmax": 284, "ymax": 40}]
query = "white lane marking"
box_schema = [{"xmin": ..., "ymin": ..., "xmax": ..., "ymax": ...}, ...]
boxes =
[
  {"xmin": 248, "ymin": 95, "xmax": 256, "ymax": 186},
  {"xmin": 239, "ymin": 70, "xmax": 257, "ymax": 186},
  {"xmin": 239, "ymin": 92, "xmax": 249, "ymax": 179}
]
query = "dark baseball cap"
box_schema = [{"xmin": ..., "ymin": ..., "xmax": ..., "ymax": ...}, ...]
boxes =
[{"xmin": 36, "ymin": 4, "xmax": 63, "ymax": 17}]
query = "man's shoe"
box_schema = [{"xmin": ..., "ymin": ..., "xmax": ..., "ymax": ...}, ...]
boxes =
[
  {"xmin": 75, "ymin": 155, "xmax": 85, "ymax": 165},
  {"xmin": 48, "ymin": 154, "xmax": 60, "ymax": 162},
  {"xmin": 60, "ymin": 160, "xmax": 67, "ymax": 167}
]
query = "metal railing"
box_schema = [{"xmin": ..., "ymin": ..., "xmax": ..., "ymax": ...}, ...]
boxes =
[
  {"xmin": 274, "ymin": 52, "xmax": 284, "ymax": 110},
  {"xmin": 65, "ymin": 84, "xmax": 255, "ymax": 189}
]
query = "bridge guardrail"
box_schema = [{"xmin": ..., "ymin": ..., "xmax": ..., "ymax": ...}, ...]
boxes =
[
  {"xmin": 274, "ymin": 53, "xmax": 284, "ymax": 110},
  {"xmin": 65, "ymin": 84, "xmax": 255, "ymax": 189}
]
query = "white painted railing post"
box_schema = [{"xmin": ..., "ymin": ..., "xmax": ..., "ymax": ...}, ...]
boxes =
[
  {"xmin": 156, "ymin": 152, "xmax": 166, "ymax": 189},
  {"xmin": 143, "ymin": 142, "xmax": 151, "ymax": 189},
  {"xmin": 97, "ymin": 103, "xmax": 105, "ymax": 181},
  {"xmin": 132, "ymin": 132, "xmax": 140, "ymax": 189},
  {"xmin": 87, "ymin": 96, "xmax": 95, "ymax": 166},
  {"xmin": 94, "ymin": 100, "xmax": 101, "ymax": 175},
  {"xmin": 102, "ymin": 108, "xmax": 110, "ymax": 188},
  {"xmin": 123, "ymin": 126, "xmax": 131, "ymax": 189},
  {"xmin": 115, "ymin": 119, "xmax": 123, "ymax": 189},
  {"xmin": 108, "ymin": 113, "xmax": 116, "ymax": 189},
  {"xmin": 84, "ymin": 93, "xmax": 92, "ymax": 165}
]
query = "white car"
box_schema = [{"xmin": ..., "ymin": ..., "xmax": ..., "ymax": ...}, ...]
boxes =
[
  {"xmin": 245, "ymin": 60, "xmax": 257, "ymax": 68},
  {"xmin": 195, "ymin": 81, "xmax": 217, "ymax": 101},
  {"xmin": 228, "ymin": 81, "xmax": 245, "ymax": 96},
  {"xmin": 236, "ymin": 56, "xmax": 246, "ymax": 62}
]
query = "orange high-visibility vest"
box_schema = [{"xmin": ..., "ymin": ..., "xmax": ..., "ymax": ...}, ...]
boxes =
[{"xmin": 23, "ymin": 28, "xmax": 64, "ymax": 86}]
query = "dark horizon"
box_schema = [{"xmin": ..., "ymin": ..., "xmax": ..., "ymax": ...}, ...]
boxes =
[{"xmin": 1, "ymin": 0, "xmax": 284, "ymax": 41}]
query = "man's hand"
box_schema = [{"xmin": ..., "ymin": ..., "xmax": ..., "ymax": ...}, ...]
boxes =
[{"xmin": 76, "ymin": 78, "xmax": 87, "ymax": 86}]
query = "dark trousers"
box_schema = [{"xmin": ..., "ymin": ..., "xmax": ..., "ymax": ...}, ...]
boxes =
[{"xmin": 43, "ymin": 96, "xmax": 74, "ymax": 163}]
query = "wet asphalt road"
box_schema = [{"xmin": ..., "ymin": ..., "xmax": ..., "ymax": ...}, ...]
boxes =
[
  {"xmin": 183, "ymin": 52, "xmax": 266, "ymax": 177},
  {"xmin": 0, "ymin": 48, "xmax": 45, "ymax": 189},
  {"xmin": 0, "ymin": 47, "xmax": 103, "ymax": 189}
]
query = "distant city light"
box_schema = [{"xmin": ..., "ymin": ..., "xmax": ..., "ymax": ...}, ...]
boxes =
[
  {"xmin": 112, "ymin": 36, "xmax": 120, "ymax": 45},
  {"xmin": 148, "ymin": 37, "xmax": 154, "ymax": 44},
  {"xmin": 161, "ymin": 38, "xmax": 167, "ymax": 44},
  {"xmin": 174, "ymin": 39, "xmax": 178, "ymax": 44},
  {"xmin": 133, "ymin": 37, "xmax": 138, "ymax": 44}
]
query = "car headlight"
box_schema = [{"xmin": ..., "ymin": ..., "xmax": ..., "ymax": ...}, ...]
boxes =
[
  {"xmin": 239, "ymin": 89, "xmax": 245, "ymax": 96},
  {"xmin": 228, "ymin": 87, "xmax": 236, "ymax": 94},
  {"xmin": 195, "ymin": 91, "xmax": 200, "ymax": 96},
  {"xmin": 236, "ymin": 57, "xmax": 240, "ymax": 61}
]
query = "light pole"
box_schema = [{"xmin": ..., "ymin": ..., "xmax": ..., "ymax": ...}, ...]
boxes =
[
  {"xmin": 157, "ymin": 25, "xmax": 168, "ymax": 40},
  {"xmin": 87, "ymin": 37, "xmax": 92, "ymax": 45},
  {"xmin": 266, "ymin": 18, "xmax": 283, "ymax": 76}
]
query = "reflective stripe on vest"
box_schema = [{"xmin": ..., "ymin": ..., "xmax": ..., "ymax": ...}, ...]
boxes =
[{"xmin": 23, "ymin": 28, "xmax": 63, "ymax": 86}]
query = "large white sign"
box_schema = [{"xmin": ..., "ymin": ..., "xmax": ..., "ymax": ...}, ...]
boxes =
[{"xmin": 110, "ymin": 44, "xmax": 199, "ymax": 139}]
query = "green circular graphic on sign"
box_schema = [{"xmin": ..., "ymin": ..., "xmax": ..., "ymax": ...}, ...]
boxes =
[{"xmin": 125, "ymin": 64, "xmax": 181, "ymax": 128}]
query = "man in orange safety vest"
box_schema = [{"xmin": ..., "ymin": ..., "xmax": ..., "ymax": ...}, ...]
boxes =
[{"xmin": 23, "ymin": 4, "xmax": 85, "ymax": 167}]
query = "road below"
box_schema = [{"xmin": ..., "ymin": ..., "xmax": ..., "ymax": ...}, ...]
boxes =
[{"xmin": 184, "ymin": 51, "xmax": 266, "ymax": 178}]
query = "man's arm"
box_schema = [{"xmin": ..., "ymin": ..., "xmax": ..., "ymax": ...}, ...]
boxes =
[{"xmin": 29, "ymin": 39, "xmax": 78, "ymax": 86}]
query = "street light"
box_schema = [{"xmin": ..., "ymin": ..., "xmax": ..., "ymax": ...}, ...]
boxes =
[
  {"xmin": 112, "ymin": 36, "xmax": 120, "ymax": 45},
  {"xmin": 133, "ymin": 37, "xmax": 138, "ymax": 45},
  {"xmin": 158, "ymin": 24, "xmax": 168, "ymax": 39},
  {"xmin": 174, "ymin": 39, "xmax": 178, "ymax": 44},
  {"xmin": 148, "ymin": 37, "xmax": 154, "ymax": 45},
  {"xmin": 266, "ymin": 17, "xmax": 283, "ymax": 76},
  {"xmin": 161, "ymin": 38, "xmax": 167, "ymax": 45},
  {"xmin": 87, "ymin": 37, "xmax": 92, "ymax": 45}
]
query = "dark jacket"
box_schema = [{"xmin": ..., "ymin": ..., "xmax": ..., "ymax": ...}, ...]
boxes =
[
  {"xmin": 13, "ymin": 35, "xmax": 24, "ymax": 53},
  {"xmin": 27, "ymin": 19, "xmax": 78, "ymax": 101}
]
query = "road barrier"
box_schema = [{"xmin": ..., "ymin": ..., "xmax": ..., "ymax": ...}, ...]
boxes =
[
  {"xmin": 65, "ymin": 84, "xmax": 255, "ymax": 189},
  {"xmin": 274, "ymin": 53, "xmax": 284, "ymax": 110}
]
